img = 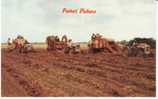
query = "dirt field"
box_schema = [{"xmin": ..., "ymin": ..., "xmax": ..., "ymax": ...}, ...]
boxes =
[{"xmin": 1, "ymin": 47, "xmax": 156, "ymax": 97}]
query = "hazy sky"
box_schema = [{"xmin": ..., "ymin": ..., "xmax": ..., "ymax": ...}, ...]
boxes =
[{"xmin": 2, "ymin": 0, "xmax": 156, "ymax": 42}]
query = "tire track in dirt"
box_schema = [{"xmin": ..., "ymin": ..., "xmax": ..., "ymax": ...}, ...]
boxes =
[
  {"xmin": 3, "ymin": 64, "xmax": 50, "ymax": 96},
  {"xmin": 2, "ymin": 49, "xmax": 156, "ymax": 96},
  {"xmin": 4, "ymin": 57, "xmax": 105, "ymax": 96},
  {"xmin": 52, "ymin": 54, "xmax": 155, "ymax": 80},
  {"xmin": 3, "ymin": 52, "xmax": 156, "ymax": 96},
  {"xmin": 49, "ymin": 61, "xmax": 137, "ymax": 96},
  {"xmin": 63, "ymin": 54, "xmax": 155, "ymax": 73},
  {"xmin": 59, "ymin": 54, "xmax": 155, "ymax": 82},
  {"xmin": 48, "ymin": 56, "xmax": 155, "ymax": 96},
  {"xmin": 6, "ymin": 53, "xmax": 123, "ymax": 96}
]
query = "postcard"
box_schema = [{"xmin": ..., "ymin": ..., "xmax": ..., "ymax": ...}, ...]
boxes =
[{"xmin": 1, "ymin": 0, "xmax": 156, "ymax": 97}]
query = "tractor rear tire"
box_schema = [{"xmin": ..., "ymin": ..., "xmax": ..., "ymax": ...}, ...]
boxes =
[{"xmin": 137, "ymin": 48, "xmax": 144, "ymax": 57}]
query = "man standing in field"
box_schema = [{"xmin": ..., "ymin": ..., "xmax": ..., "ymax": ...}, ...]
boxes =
[
  {"xmin": 68, "ymin": 39, "xmax": 73, "ymax": 47},
  {"xmin": 7, "ymin": 38, "xmax": 12, "ymax": 45},
  {"xmin": 64, "ymin": 39, "xmax": 72, "ymax": 54},
  {"xmin": 7, "ymin": 37, "xmax": 15, "ymax": 52}
]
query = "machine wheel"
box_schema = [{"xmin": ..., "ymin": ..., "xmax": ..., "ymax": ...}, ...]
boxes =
[
  {"xmin": 137, "ymin": 48, "xmax": 144, "ymax": 57},
  {"xmin": 64, "ymin": 47, "xmax": 71, "ymax": 54}
]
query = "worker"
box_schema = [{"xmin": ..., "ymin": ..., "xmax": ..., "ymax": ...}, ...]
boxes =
[
  {"xmin": 55, "ymin": 36, "xmax": 60, "ymax": 42},
  {"xmin": 67, "ymin": 39, "xmax": 72, "ymax": 48},
  {"xmin": 91, "ymin": 33, "xmax": 96, "ymax": 40},
  {"xmin": 7, "ymin": 38, "xmax": 12, "ymax": 45},
  {"xmin": 62, "ymin": 35, "xmax": 68, "ymax": 43},
  {"xmin": 64, "ymin": 39, "xmax": 73, "ymax": 54},
  {"xmin": 17, "ymin": 35, "xmax": 24, "ymax": 39}
]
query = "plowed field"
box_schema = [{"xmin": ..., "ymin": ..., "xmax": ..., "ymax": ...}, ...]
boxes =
[{"xmin": 1, "ymin": 49, "xmax": 156, "ymax": 97}]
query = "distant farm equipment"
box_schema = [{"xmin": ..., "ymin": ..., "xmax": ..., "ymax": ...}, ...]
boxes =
[
  {"xmin": 88, "ymin": 33, "xmax": 121, "ymax": 53},
  {"xmin": 6, "ymin": 34, "xmax": 155, "ymax": 58},
  {"xmin": 46, "ymin": 35, "xmax": 68, "ymax": 51},
  {"xmin": 127, "ymin": 42, "xmax": 152, "ymax": 57},
  {"xmin": 7, "ymin": 35, "xmax": 34, "ymax": 53},
  {"xmin": 46, "ymin": 35, "xmax": 83, "ymax": 54}
]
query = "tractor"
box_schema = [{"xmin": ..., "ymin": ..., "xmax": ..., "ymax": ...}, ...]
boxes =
[
  {"xmin": 89, "ymin": 33, "xmax": 121, "ymax": 53},
  {"xmin": 46, "ymin": 35, "xmax": 68, "ymax": 51},
  {"xmin": 128, "ymin": 43, "xmax": 152, "ymax": 57}
]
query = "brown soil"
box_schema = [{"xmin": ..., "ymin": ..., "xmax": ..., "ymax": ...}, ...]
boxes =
[{"xmin": 1, "ymin": 49, "xmax": 156, "ymax": 97}]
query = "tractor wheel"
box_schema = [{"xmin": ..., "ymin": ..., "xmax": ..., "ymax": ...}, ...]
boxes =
[
  {"xmin": 64, "ymin": 47, "xmax": 70, "ymax": 54},
  {"xmin": 137, "ymin": 48, "xmax": 144, "ymax": 57}
]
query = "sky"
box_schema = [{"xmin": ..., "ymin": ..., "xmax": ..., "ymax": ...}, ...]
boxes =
[{"xmin": 1, "ymin": 0, "xmax": 156, "ymax": 43}]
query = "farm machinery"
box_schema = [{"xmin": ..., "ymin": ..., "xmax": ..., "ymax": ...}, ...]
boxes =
[
  {"xmin": 88, "ymin": 33, "xmax": 122, "ymax": 53},
  {"xmin": 46, "ymin": 34, "xmax": 153, "ymax": 57},
  {"xmin": 7, "ymin": 35, "xmax": 34, "ymax": 53},
  {"xmin": 46, "ymin": 35, "xmax": 85, "ymax": 54},
  {"xmin": 46, "ymin": 35, "xmax": 68, "ymax": 51},
  {"xmin": 46, "ymin": 33, "xmax": 122, "ymax": 54},
  {"xmin": 127, "ymin": 42, "xmax": 152, "ymax": 57}
]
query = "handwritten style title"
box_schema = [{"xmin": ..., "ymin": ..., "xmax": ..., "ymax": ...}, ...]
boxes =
[{"xmin": 62, "ymin": 8, "xmax": 96, "ymax": 14}]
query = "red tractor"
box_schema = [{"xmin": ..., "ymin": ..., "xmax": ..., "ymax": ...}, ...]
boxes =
[{"xmin": 46, "ymin": 35, "xmax": 68, "ymax": 51}]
